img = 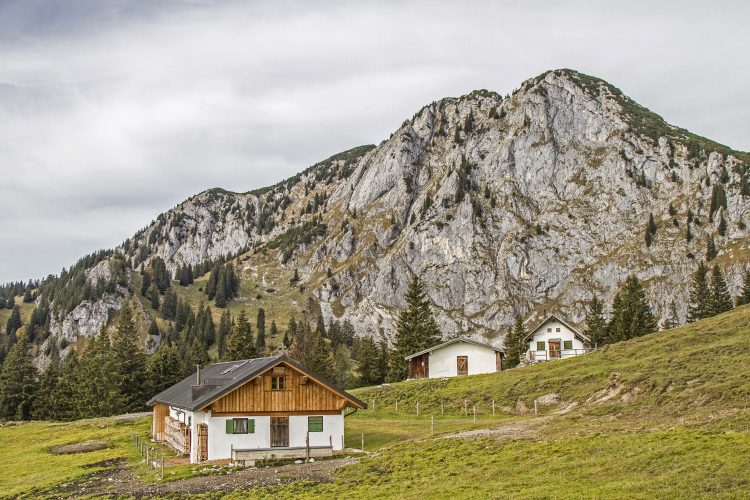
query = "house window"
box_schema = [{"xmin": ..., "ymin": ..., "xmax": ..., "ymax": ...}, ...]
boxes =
[
  {"xmin": 226, "ymin": 418, "xmax": 254, "ymax": 434},
  {"xmin": 556, "ymin": 327, "xmax": 560, "ymax": 332},
  {"xmin": 536, "ymin": 341, "xmax": 545, "ymax": 351},
  {"xmin": 308, "ymin": 416, "xmax": 323, "ymax": 432},
  {"xmin": 547, "ymin": 328, "xmax": 552, "ymax": 332},
  {"xmin": 563, "ymin": 340, "xmax": 573, "ymax": 350},
  {"xmin": 272, "ymin": 376, "xmax": 286, "ymax": 391}
]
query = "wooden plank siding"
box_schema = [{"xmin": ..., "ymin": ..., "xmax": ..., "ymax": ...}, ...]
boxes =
[
  {"xmin": 207, "ymin": 363, "xmax": 346, "ymax": 416},
  {"xmin": 152, "ymin": 402, "xmax": 169, "ymax": 440}
]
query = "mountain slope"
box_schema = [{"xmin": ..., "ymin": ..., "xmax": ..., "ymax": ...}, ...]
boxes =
[{"xmin": 5, "ymin": 69, "xmax": 750, "ymax": 365}]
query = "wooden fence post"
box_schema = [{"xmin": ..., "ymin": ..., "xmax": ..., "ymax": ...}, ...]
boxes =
[
  {"xmin": 306, "ymin": 432, "xmax": 310, "ymax": 461},
  {"xmin": 161, "ymin": 457, "xmax": 164, "ymax": 480},
  {"xmin": 361, "ymin": 433, "xmax": 364, "ymax": 452},
  {"xmin": 534, "ymin": 400, "xmax": 538, "ymax": 416},
  {"xmin": 440, "ymin": 401, "xmax": 444, "ymax": 416},
  {"xmin": 464, "ymin": 399, "xmax": 468, "ymax": 416},
  {"xmin": 431, "ymin": 415, "xmax": 434, "ymax": 435},
  {"xmin": 395, "ymin": 400, "xmax": 398, "ymax": 412},
  {"xmin": 416, "ymin": 402, "xmax": 420, "ymax": 416},
  {"xmin": 473, "ymin": 406, "xmax": 477, "ymax": 424},
  {"xmin": 492, "ymin": 400, "xmax": 496, "ymax": 416}
]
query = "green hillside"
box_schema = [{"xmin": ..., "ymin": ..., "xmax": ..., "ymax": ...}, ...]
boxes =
[{"xmin": 1, "ymin": 306, "xmax": 748, "ymax": 498}]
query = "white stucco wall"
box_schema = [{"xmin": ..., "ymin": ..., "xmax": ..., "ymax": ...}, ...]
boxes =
[
  {"xmin": 428, "ymin": 342, "xmax": 499, "ymax": 378},
  {"xmin": 187, "ymin": 410, "xmax": 346, "ymax": 462},
  {"xmin": 527, "ymin": 319, "xmax": 586, "ymax": 361}
]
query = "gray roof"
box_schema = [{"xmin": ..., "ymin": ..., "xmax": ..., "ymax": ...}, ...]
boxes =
[
  {"xmin": 404, "ymin": 336, "xmax": 504, "ymax": 360},
  {"xmin": 524, "ymin": 314, "xmax": 591, "ymax": 343},
  {"xmin": 146, "ymin": 353, "xmax": 366, "ymax": 411}
]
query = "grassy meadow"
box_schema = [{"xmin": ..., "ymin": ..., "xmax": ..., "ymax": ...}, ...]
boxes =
[{"xmin": 0, "ymin": 306, "xmax": 748, "ymax": 498}]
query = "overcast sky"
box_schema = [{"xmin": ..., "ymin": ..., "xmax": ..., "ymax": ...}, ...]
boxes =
[{"xmin": 0, "ymin": 0, "xmax": 748, "ymax": 283}]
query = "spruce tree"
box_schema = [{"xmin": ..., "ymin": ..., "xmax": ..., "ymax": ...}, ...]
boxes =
[
  {"xmin": 687, "ymin": 262, "xmax": 712, "ymax": 322},
  {"xmin": 503, "ymin": 323, "xmax": 523, "ymax": 369},
  {"xmin": 5, "ymin": 305, "xmax": 22, "ymax": 339},
  {"xmin": 146, "ymin": 343, "xmax": 183, "ymax": 395},
  {"xmin": 645, "ymin": 213, "xmax": 657, "ymax": 247},
  {"xmin": 283, "ymin": 317, "xmax": 297, "ymax": 348},
  {"xmin": 50, "ymin": 352, "xmax": 79, "ymax": 421},
  {"xmin": 270, "ymin": 320, "xmax": 278, "ymax": 339},
  {"xmin": 709, "ymin": 265, "xmax": 733, "ymax": 315},
  {"xmin": 289, "ymin": 320, "xmax": 316, "ymax": 366},
  {"xmin": 217, "ymin": 309, "xmax": 232, "ymax": 358},
  {"xmin": 662, "ymin": 301, "xmax": 680, "ymax": 329},
  {"xmin": 5, "ymin": 295, "xmax": 14, "ymax": 309},
  {"xmin": 150, "ymin": 284, "xmax": 160, "ymax": 309},
  {"xmin": 607, "ymin": 275, "xmax": 657, "ymax": 341},
  {"xmin": 332, "ymin": 344, "xmax": 353, "ymax": 388},
  {"xmin": 214, "ymin": 267, "xmax": 227, "ymax": 308},
  {"xmin": 706, "ymin": 236, "xmax": 718, "ymax": 261},
  {"xmin": 357, "ymin": 337, "xmax": 380, "ymax": 386},
  {"xmin": 109, "ymin": 301, "xmax": 147, "ymax": 413},
  {"xmin": 737, "ymin": 269, "xmax": 750, "ymax": 306},
  {"xmin": 225, "ymin": 310, "xmax": 255, "ymax": 360},
  {"xmin": 256, "ymin": 308, "xmax": 266, "ymax": 351},
  {"xmin": 583, "ymin": 295, "xmax": 607, "ymax": 347},
  {"xmin": 33, "ymin": 350, "xmax": 59, "ymax": 420},
  {"xmin": 148, "ymin": 320, "xmax": 160, "ymax": 337},
  {"xmin": 307, "ymin": 331, "xmax": 334, "ymax": 380},
  {"xmin": 161, "ymin": 290, "xmax": 177, "ymax": 320},
  {"xmin": 0, "ymin": 337, "xmax": 38, "ymax": 420},
  {"xmin": 75, "ymin": 327, "xmax": 122, "ymax": 418},
  {"xmin": 188, "ymin": 338, "xmax": 210, "ymax": 368},
  {"xmin": 388, "ymin": 276, "xmax": 442, "ymax": 380}
]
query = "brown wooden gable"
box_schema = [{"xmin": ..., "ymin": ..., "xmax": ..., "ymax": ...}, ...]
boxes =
[{"xmin": 206, "ymin": 362, "xmax": 353, "ymax": 416}]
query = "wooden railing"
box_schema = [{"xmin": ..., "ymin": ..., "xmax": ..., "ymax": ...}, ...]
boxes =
[
  {"xmin": 163, "ymin": 416, "xmax": 190, "ymax": 456},
  {"xmin": 529, "ymin": 348, "xmax": 589, "ymax": 362}
]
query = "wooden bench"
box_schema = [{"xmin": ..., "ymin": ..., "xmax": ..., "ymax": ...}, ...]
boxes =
[{"xmin": 231, "ymin": 446, "xmax": 333, "ymax": 466}]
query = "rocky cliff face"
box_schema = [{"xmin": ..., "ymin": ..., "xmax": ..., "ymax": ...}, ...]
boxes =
[{"xmin": 34, "ymin": 69, "xmax": 750, "ymax": 352}]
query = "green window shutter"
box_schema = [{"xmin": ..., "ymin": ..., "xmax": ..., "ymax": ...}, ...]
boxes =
[
  {"xmin": 226, "ymin": 419, "xmax": 234, "ymax": 434},
  {"xmin": 248, "ymin": 419, "xmax": 255, "ymax": 433},
  {"xmin": 308, "ymin": 416, "xmax": 323, "ymax": 432},
  {"xmin": 563, "ymin": 340, "xmax": 573, "ymax": 350}
]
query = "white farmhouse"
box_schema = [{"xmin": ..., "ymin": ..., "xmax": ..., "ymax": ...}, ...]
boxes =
[
  {"xmin": 525, "ymin": 314, "xmax": 590, "ymax": 362},
  {"xmin": 147, "ymin": 354, "xmax": 366, "ymax": 464},
  {"xmin": 404, "ymin": 337, "xmax": 504, "ymax": 379}
]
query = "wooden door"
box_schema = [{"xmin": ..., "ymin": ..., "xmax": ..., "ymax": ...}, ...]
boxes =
[
  {"xmin": 457, "ymin": 356, "xmax": 468, "ymax": 375},
  {"xmin": 197, "ymin": 423, "xmax": 208, "ymax": 462},
  {"xmin": 549, "ymin": 340, "xmax": 561, "ymax": 359},
  {"xmin": 271, "ymin": 417, "xmax": 289, "ymax": 447},
  {"xmin": 410, "ymin": 354, "xmax": 429, "ymax": 379}
]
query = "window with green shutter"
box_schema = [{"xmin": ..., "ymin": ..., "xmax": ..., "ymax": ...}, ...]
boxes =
[
  {"xmin": 563, "ymin": 340, "xmax": 573, "ymax": 350},
  {"xmin": 536, "ymin": 341, "xmax": 545, "ymax": 351},
  {"xmin": 308, "ymin": 416, "xmax": 323, "ymax": 432},
  {"xmin": 226, "ymin": 418, "xmax": 254, "ymax": 434}
]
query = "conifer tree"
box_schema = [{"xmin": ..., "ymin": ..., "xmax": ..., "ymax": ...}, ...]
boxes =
[
  {"xmin": 706, "ymin": 236, "xmax": 718, "ymax": 261},
  {"xmin": 709, "ymin": 265, "xmax": 733, "ymax": 315},
  {"xmin": 162, "ymin": 289, "xmax": 177, "ymax": 320},
  {"xmin": 22, "ymin": 288, "xmax": 33, "ymax": 304},
  {"xmin": 282, "ymin": 317, "xmax": 296, "ymax": 348},
  {"xmin": 75, "ymin": 327, "xmax": 122, "ymax": 418},
  {"xmin": 289, "ymin": 320, "xmax": 316, "ymax": 366},
  {"xmin": 687, "ymin": 262, "xmax": 712, "ymax": 322},
  {"xmin": 225, "ymin": 310, "xmax": 255, "ymax": 360},
  {"xmin": 146, "ymin": 343, "xmax": 184, "ymax": 395},
  {"xmin": 32, "ymin": 349, "xmax": 59, "ymax": 420},
  {"xmin": 109, "ymin": 301, "xmax": 147, "ymax": 413},
  {"xmin": 583, "ymin": 295, "xmax": 607, "ymax": 347},
  {"xmin": 50, "ymin": 352, "xmax": 79, "ymax": 421},
  {"xmin": 607, "ymin": 275, "xmax": 657, "ymax": 342},
  {"xmin": 217, "ymin": 309, "xmax": 231, "ymax": 358},
  {"xmin": 188, "ymin": 338, "xmax": 210, "ymax": 368},
  {"xmin": 150, "ymin": 283, "xmax": 160, "ymax": 309},
  {"xmin": 357, "ymin": 337, "xmax": 381, "ymax": 386},
  {"xmin": 307, "ymin": 331, "xmax": 334, "ymax": 380},
  {"xmin": 256, "ymin": 308, "xmax": 266, "ymax": 351},
  {"xmin": 645, "ymin": 213, "xmax": 657, "ymax": 247},
  {"xmin": 5, "ymin": 305, "xmax": 22, "ymax": 345},
  {"xmin": 662, "ymin": 301, "xmax": 680, "ymax": 329},
  {"xmin": 214, "ymin": 267, "xmax": 227, "ymax": 308},
  {"xmin": 503, "ymin": 321, "xmax": 524, "ymax": 369},
  {"xmin": 270, "ymin": 320, "xmax": 278, "ymax": 339},
  {"xmin": 0, "ymin": 337, "xmax": 38, "ymax": 420},
  {"xmin": 737, "ymin": 269, "xmax": 750, "ymax": 306},
  {"xmin": 388, "ymin": 276, "xmax": 442, "ymax": 380},
  {"xmin": 332, "ymin": 344, "xmax": 353, "ymax": 388}
]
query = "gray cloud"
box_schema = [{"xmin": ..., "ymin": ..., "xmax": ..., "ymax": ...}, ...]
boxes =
[{"xmin": 1, "ymin": 0, "xmax": 748, "ymax": 282}]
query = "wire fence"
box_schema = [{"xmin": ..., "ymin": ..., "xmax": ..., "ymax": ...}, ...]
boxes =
[{"xmin": 362, "ymin": 397, "xmax": 540, "ymax": 417}]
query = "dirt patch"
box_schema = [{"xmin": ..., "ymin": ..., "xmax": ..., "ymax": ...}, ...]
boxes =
[
  {"xmin": 50, "ymin": 441, "xmax": 109, "ymax": 455},
  {"xmin": 442, "ymin": 416, "xmax": 552, "ymax": 442},
  {"xmin": 42, "ymin": 456, "xmax": 358, "ymax": 497}
]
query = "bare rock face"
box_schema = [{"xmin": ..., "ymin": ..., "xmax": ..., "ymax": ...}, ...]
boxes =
[{"xmin": 39, "ymin": 69, "xmax": 750, "ymax": 352}]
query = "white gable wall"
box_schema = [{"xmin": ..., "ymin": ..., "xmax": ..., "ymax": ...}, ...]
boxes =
[
  {"xmin": 527, "ymin": 319, "xmax": 586, "ymax": 361},
  {"xmin": 428, "ymin": 341, "xmax": 498, "ymax": 378},
  {"xmin": 187, "ymin": 410, "xmax": 346, "ymax": 463}
]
